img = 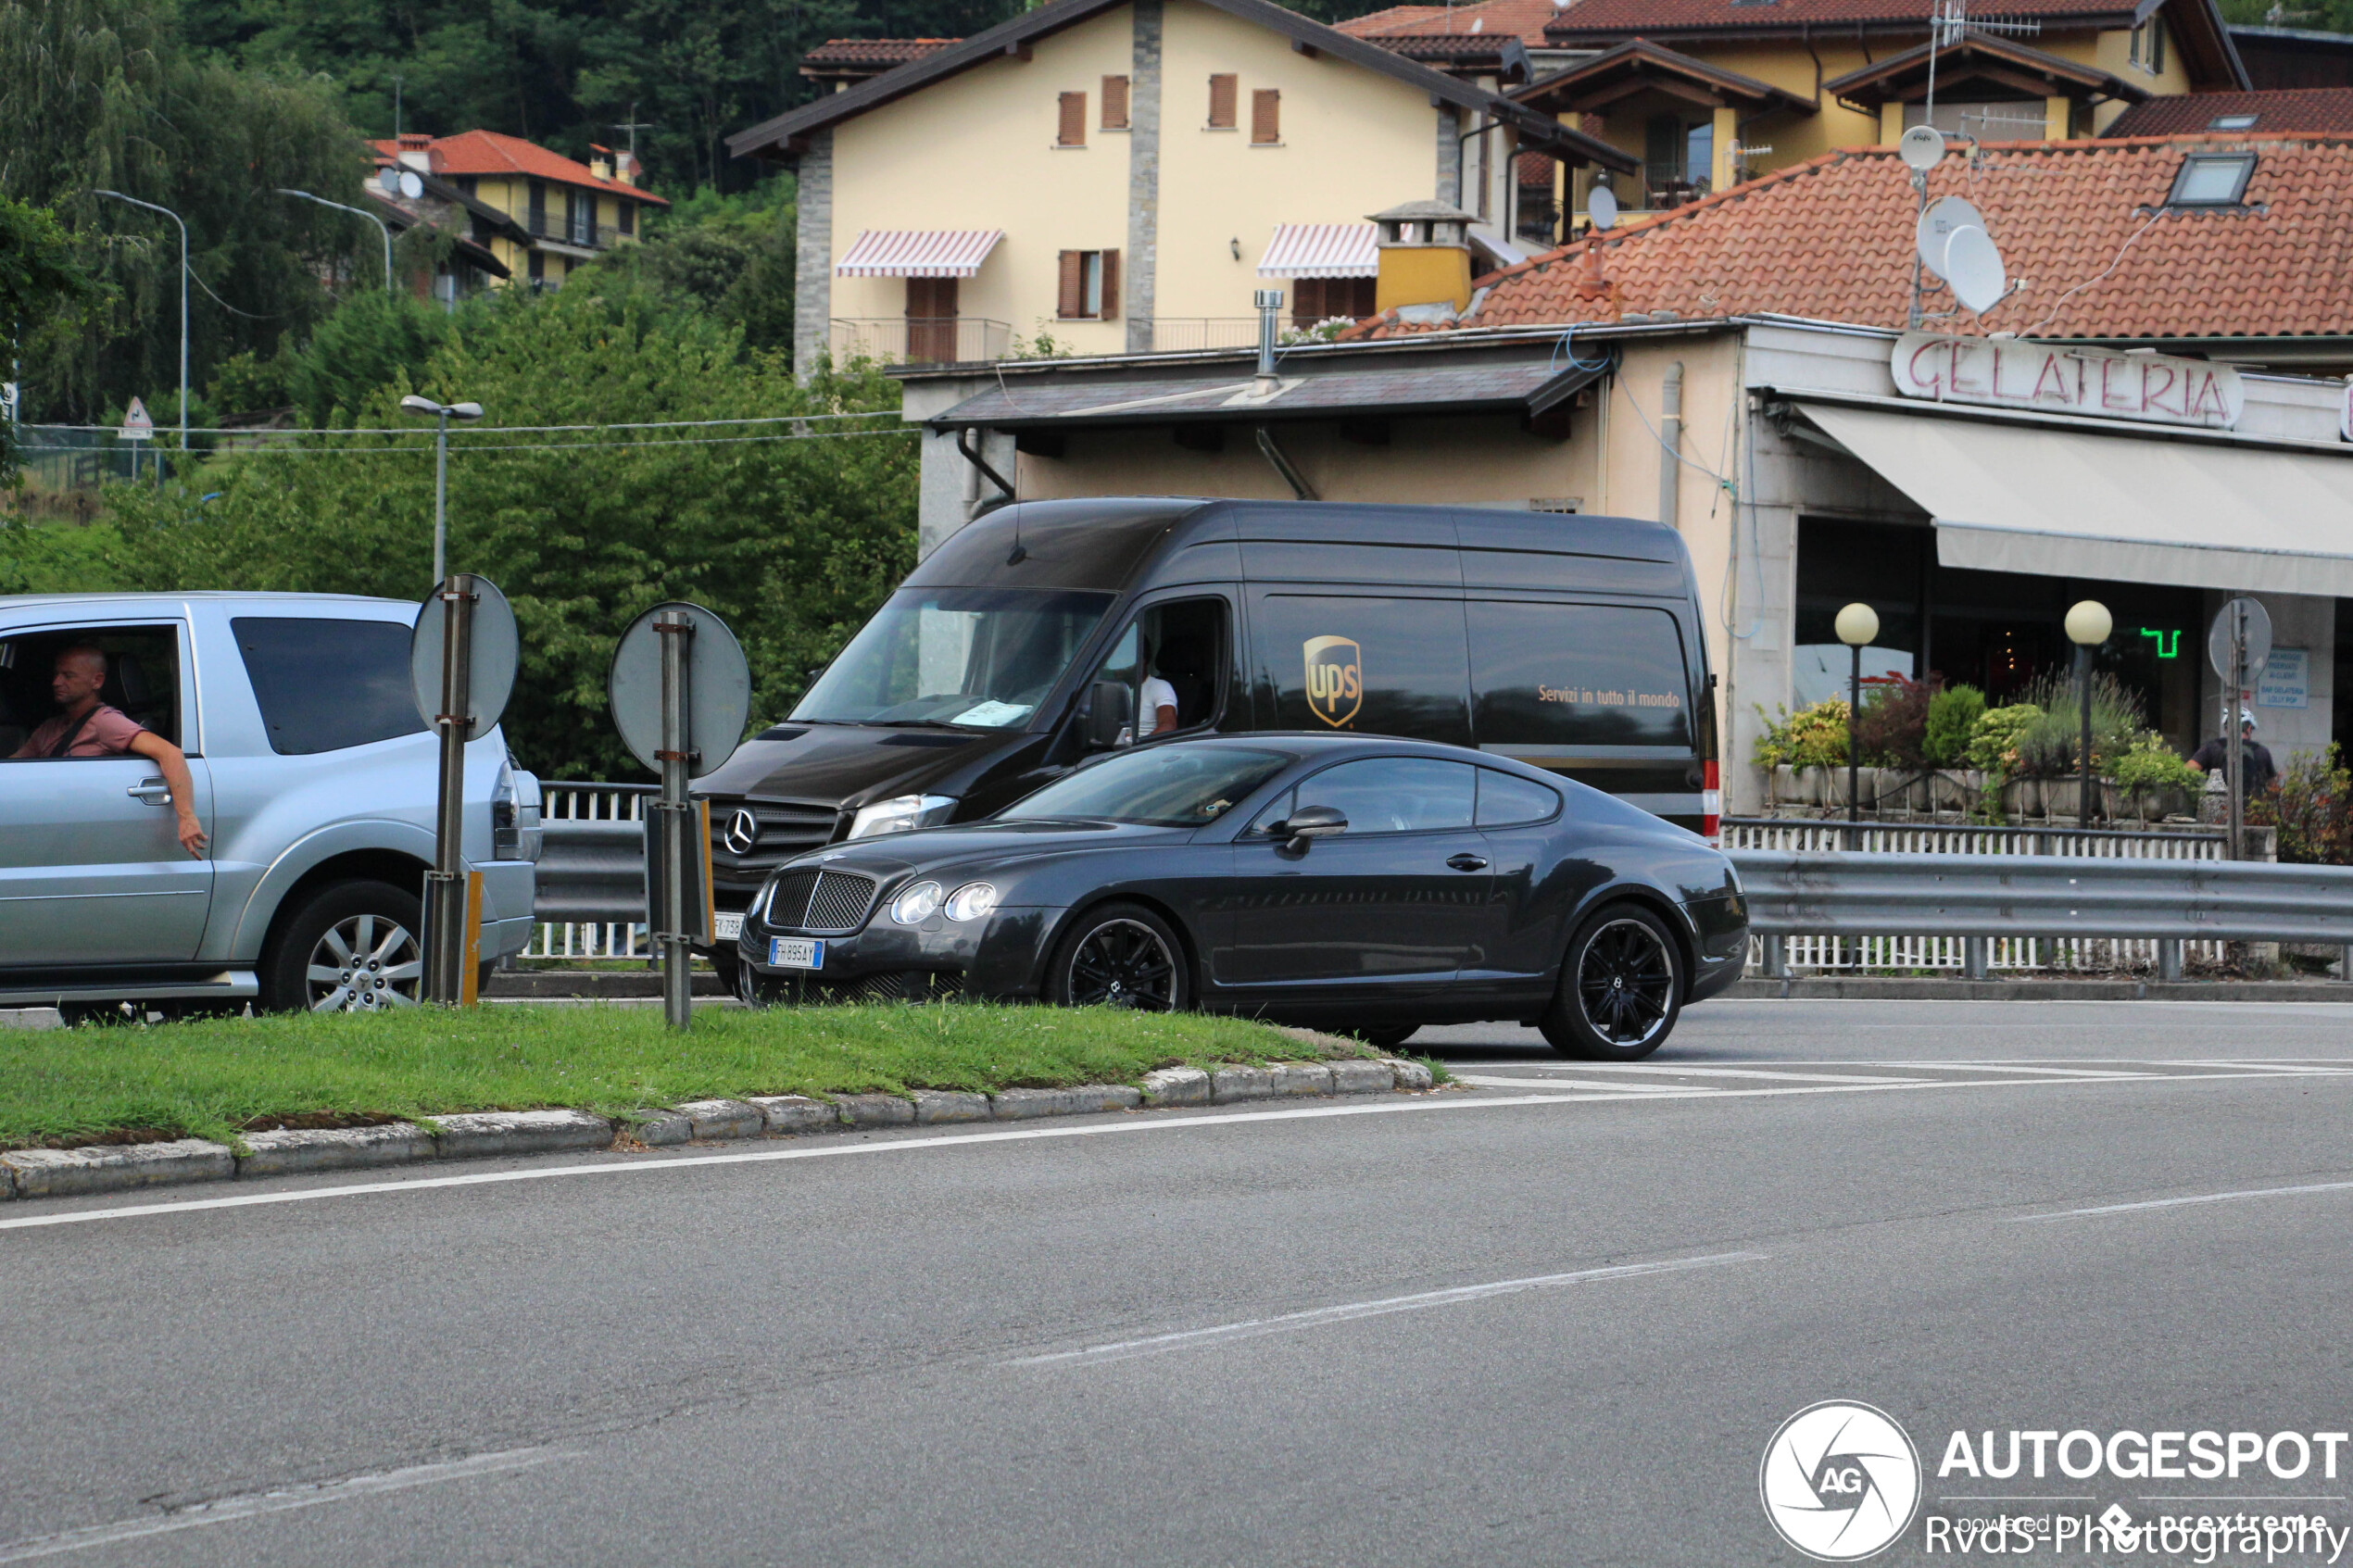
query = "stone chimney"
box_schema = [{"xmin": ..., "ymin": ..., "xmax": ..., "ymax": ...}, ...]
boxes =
[
  {"xmin": 395, "ymin": 132, "xmax": 434, "ymax": 175},
  {"xmin": 1369, "ymin": 199, "xmax": 1477, "ymax": 316}
]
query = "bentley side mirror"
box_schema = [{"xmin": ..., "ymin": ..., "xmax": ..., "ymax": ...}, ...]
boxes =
[
  {"xmin": 1269, "ymin": 803, "xmax": 1347, "ymax": 851},
  {"xmin": 1083, "ymin": 681, "xmax": 1133, "ymax": 751}
]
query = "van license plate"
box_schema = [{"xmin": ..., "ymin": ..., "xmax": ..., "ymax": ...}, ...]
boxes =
[
  {"xmin": 769, "ymin": 937, "xmax": 824, "ymax": 970},
  {"xmin": 712, "ymin": 912, "xmax": 742, "ymax": 942}
]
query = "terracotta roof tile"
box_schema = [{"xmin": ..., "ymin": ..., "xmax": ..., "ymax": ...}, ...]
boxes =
[
  {"xmin": 1547, "ymin": 0, "xmax": 2118, "ymax": 39},
  {"xmin": 371, "ymin": 131, "xmax": 668, "ymax": 205},
  {"xmin": 2106, "ymin": 88, "xmax": 2353, "ymax": 135},
  {"xmin": 800, "ymin": 37, "xmax": 961, "ymax": 68},
  {"xmin": 1353, "ymin": 134, "xmax": 2353, "ymax": 342},
  {"xmin": 1342, "ymin": 0, "xmax": 1564, "ymax": 44}
]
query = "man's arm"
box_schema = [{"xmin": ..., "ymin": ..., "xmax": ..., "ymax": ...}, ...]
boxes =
[{"xmin": 126, "ymin": 731, "xmax": 208, "ymax": 857}]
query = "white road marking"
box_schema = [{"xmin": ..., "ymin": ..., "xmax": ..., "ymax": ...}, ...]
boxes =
[
  {"xmin": 1454, "ymin": 1074, "xmax": 1705, "ymax": 1094},
  {"xmin": 999, "ymin": 1251, "xmax": 1767, "ymax": 1369},
  {"xmin": 0, "ymin": 1447, "xmax": 566, "ymax": 1562},
  {"xmin": 1878, "ymin": 1063, "xmax": 2158, "ymax": 1079},
  {"xmin": 1537, "ymin": 1063, "xmax": 1926, "ymax": 1085},
  {"xmin": 2, "ymin": 1066, "xmax": 2343, "ymax": 1236},
  {"xmin": 2008, "ymin": 1176, "xmax": 2353, "ymax": 1223}
]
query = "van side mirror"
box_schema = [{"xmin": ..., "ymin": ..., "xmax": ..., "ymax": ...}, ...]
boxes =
[
  {"xmin": 1083, "ymin": 681, "xmax": 1133, "ymax": 751},
  {"xmin": 1267, "ymin": 803, "xmax": 1346, "ymax": 850}
]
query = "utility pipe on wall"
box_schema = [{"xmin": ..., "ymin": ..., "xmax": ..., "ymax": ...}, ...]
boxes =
[{"xmin": 1657, "ymin": 360, "xmax": 1683, "ymax": 529}]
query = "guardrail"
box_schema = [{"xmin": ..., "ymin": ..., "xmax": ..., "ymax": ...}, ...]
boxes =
[
  {"xmin": 1730, "ymin": 850, "xmax": 2353, "ymax": 981},
  {"xmin": 529, "ymin": 783, "xmax": 654, "ymax": 960},
  {"xmin": 1724, "ymin": 817, "xmax": 2230, "ymax": 859}
]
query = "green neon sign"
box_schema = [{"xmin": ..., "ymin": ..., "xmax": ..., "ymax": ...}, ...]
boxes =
[{"xmin": 2140, "ymin": 628, "xmax": 2181, "ymax": 659}]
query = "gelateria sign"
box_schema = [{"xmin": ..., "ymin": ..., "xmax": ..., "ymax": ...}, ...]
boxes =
[{"xmin": 1893, "ymin": 332, "xmax": 2244, "ymax": 430}]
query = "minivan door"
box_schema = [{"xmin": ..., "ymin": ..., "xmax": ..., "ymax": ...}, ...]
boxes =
[{"xmin": 0, "ymin": 621, "xmax": 215, "ymax": 967}]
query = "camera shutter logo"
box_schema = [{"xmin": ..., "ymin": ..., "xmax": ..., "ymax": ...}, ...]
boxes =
[
  {"xmin": 724, "ymin": 808, "xmax": 761, "ymax": 856},
  {"xmin": 1302, "ymin": 636, "xmax": 1363, "ymax": 727},
  {"xmin": 1759, "ymin": 1401, "xmax": 1921, "ymax": 1562}
]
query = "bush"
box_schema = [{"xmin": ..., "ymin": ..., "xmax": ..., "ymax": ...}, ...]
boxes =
[
  {"xmin": 1854, "ymin": 673, "xmax": 1937, "ymax": 769},
  {"xmin": 1753, "ymin": 699, "xmax": 1849, "ymax": 771},
  {"xmin": 2251, "ymin": 745, "xmax": 2353, "ymax": 866},
  {"xmin": 1965, "ymin": 703, "xmax": 2043, "ymax": 776},
  {"xmin": 2011, "ymin": 671, "xmax": 2142, "ymax": 777},
  {"xmin": 1922, "ymin": 684, "xmax": 1985, "ymax": 768},
  {"xmin": 2109, "ymin": 732, "xmax": 2196, "ymax": 793}
]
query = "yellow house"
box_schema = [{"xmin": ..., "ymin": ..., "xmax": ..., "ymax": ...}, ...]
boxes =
[
  {"xmin": 372, "ymin": 132, "xmax": 669, "ymax": 291},
  {"xmin": 1340, "ymin": 0, "xmax": 2246, "ymax": 242},
  {"xmin": 726, "ymin": 0, "xmax": 1636, "ymax": 375}
]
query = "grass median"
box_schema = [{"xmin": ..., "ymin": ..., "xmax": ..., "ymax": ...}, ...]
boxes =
[{"xmin": 0, "ymin": 1004, "xmax": 1399, "ymax": 1151}]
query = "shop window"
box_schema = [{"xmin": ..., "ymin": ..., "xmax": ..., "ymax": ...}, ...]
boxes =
[
  {"xmin": 1208, "ymin": 73, "xmax": 1238, "ymax": 128},
  {"xmin": 1056, "ymin": 249, "xmax": 1119, "ymax": 320},
  {"xmin": 1057, "ymin": 92, "xmax": 1087, "ymax": 146},
  {"xmin": 1102, "ymin": 75, "xmax": 1130, "ymax": 129}
]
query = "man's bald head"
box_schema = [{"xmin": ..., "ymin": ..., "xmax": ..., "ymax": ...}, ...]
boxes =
[
  {"xmin": 56, "ymin": 645, "xmax": 107, "ymax": 678},
  {"xmin": 49, "ymin": 644, "xmax": 108, "ymax": 710}
]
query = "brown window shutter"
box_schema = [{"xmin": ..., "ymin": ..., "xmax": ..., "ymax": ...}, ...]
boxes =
[
  {"xmin": 1349, "ymin": 276, "xmax": 1378, "ymax": 318},
  {"xmin": 1099, "ymin": 249, "xmax": 1119, "ymax": 319},
  {"xmin": 1290, "ymin": 278, "xmax": 1320, "ymax": 327},
  {"xmin": 1208, "ymin": 74, "xmax": 1238, "ymax": 128},
  {"xmin": 1252, "ymin": 89, "xmax": 1280, "ymax": 144},
  {"xmin": 1058, "ymin": 92, "xmax": 1087, "ymax": 145},
  {"xmin": 1101, "ymin": 75, "xmax": 1130, "ymax": 129},
  {"xmin": 1058, "ymin": 250, "xmax": 1084, "ymax": 319}
]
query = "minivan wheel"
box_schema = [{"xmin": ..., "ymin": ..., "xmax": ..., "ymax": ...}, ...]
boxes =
[
  {"xmin": 261, "ymin": 880, "xmax": 425, "ymax": 1013},
  {"xmin": 1048, "ymin": 902, "xmax": 1189, "ymax": 1012},
  {"xmin": 1539, "ymin": 903, "xmax": 1681, "ymax": 1061}
]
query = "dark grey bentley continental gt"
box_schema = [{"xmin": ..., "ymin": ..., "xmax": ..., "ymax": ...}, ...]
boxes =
[{"xmin": 734, "ymin": 734, "xmax": 1746, "ymax": 1060}]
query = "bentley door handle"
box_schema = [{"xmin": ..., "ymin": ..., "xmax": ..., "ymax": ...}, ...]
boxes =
[
  {"xmin": 1446, "ymin": 853, "xmax": 1489, "ymax": 872},
  {"xmin": 127, "ymin": 778, "xmax": 173, "ymax": 805}
]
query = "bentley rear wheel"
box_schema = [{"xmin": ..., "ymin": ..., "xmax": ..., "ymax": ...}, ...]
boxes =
[
  {"xmin": 1540, "ymin": 903, "xmax": 1681, "ymax": 1061},
  {"xmin": 1048, "ymin": 902, "xmax": 1189, "ymax": 1012}
]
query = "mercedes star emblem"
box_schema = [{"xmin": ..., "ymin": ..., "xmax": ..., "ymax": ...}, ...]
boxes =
[{"xmin": 724, "ymin": 808, "xmax": 760, "ymax": 856}]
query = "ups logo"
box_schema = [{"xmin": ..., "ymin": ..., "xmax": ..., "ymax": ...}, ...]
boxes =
[{"xmin": 1302, "ymin": 635, "xmax": 1362, "ymax": 727}]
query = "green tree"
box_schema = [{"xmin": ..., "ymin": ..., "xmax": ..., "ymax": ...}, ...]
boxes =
[
  {"xmin": 109, "ymin": 286, "xmax": 916, "ymax": 779},
  {"xmin": 0, "ymin": 198, "xmax": 102, "ymax": 481},
  {"xmin": 565, "ymin": 175, "xmax": 795, "ymax": 351}
]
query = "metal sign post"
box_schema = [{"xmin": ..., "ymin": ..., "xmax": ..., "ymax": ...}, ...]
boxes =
[
  {"xmin": 2208, "ymin": 597, "xmax": 2272, "ymax": 862},
  {"xmin": 409, "ymin": 575, "xmax": 521, "ymax": 1006},
  {"xmin": 424, "ymin": 578, "xmax": 477, "ymax": 1004},
  {"xmin": 609, "ymin": 602, "xmax": 751, "ymax": 1031}
]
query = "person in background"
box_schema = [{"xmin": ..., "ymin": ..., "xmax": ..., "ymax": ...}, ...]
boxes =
[
  {"xmin": 11, "ymin": 644, "xmax": 208, "ymax": 857},
  {"xmin": 2188, "ymin": 709, "xmax": 2278, "ymax": 797},
  {"xmin": 1135, "ymin": 635, "xmax": 1179, "ymax": 740}
]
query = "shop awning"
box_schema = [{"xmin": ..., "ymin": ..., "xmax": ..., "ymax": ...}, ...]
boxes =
[
  {"xmin": 1795, "ymin": 398, "xmax": 2353, "ymax": 599},
  {"xmin": 836, "ymin": 229, "xmax": 1002, "ymax": 277},
  {"xmin": 1257, "ymin": 224, "xmax": 1378, "ymax": 278}
]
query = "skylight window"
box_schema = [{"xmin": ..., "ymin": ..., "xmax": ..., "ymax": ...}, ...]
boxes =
[
  {"xmin": 2168, "ymin": 151, "xmax": 2257, "ymax": 206},
  {"xmin": 2209, "ymin": 112, "xmax": 2259, "ymax": 130}
]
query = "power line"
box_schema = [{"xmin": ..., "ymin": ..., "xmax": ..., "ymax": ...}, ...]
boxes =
[{"xmin": 36, "ymin": 410, "xmax": 907, "ymax": 437}]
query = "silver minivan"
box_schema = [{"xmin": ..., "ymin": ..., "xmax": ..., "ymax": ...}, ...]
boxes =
[{"xmin": 0, "ymin": 593, "xmax": 539, "ymax": 1012}]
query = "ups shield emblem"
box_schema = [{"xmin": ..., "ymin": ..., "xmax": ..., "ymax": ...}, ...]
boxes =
[{"xmin": 1302, "ymin": 635, "xmax": 1363, "ymax": 727}]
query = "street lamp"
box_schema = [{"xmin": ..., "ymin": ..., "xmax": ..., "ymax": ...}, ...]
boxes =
[
  {"xmin": 400, "ymin": 394, "xmax": 483, "ymax": 584},
  {"xmin": 277, "ymin": 188, "xmax": 395, "ymax": 294},
  {"xmin": 1835, "ymin": 602, "xmax": 1879, "ymax": 847},
  {"xmin": 93, "ymin": 191, "xmax": 187, "ymax": 450},
  {"xmin": 2064, "ymin": 599, "xmax": 2112, "ymax": 830}
]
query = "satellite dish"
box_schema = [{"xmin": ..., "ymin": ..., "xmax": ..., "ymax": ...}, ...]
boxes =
[
  {"xmin": 1944, "ymin": 224, "xmax": 2007, "ymax": 313},
  {"xmin": 1588, "ymin": 184, "xmax": 1619, "ymax": 232},
  {"xmin": 1915, "ymin": 195, "xmax": 1986, "ymax": 281},
  {"xmin": 1898, "ymin": 124, "xmax": 1947, "ymax": 172},
  {"xmin": 398, "ymin": 169, "xmax": 424, "ymax": 199},
  {"xmin": 378, "ymin": 168, "xmax": 401, "ymax": 194}
]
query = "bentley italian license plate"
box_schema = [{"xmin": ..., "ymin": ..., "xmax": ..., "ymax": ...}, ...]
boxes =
[{"xmin": 768, "ymin": 936, "xmax": 823, "ymax": 969}]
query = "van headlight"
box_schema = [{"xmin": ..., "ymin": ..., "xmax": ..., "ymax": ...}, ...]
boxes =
[
  {"xmin": 889, "ymin": 880, "xmax": 943, "ymax": 924},
  {"xmin": 944, "ymin": 882, "xmax": 999, "ymax": 922},
  {"xmin": 849, "ymin": 794, "xmax": 957, "ymax": 840}
]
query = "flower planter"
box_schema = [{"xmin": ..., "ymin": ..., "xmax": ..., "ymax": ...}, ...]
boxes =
[
  {"xmin": 1793, "ymin": 765, "xmax": 1830, "ymax": 807},
  {"xmin": 1929, "ymin": 771, "xmax": 1973, "ymax": 813},
  {"xmin": 2003, "ymin": 776, "xmax": 2043, "ymax": 820},
  {"xmin": 2044, "ymin": 778, "xmax": 2095, "ymax": 822},
  {"xmin": 1769, "ymin": 764, "xmax": 1803, "ymax": 808}
]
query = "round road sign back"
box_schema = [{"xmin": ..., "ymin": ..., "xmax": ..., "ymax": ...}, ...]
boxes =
[
  {"xmin": 410, "ymin": 574, "xmax": 520, "ymax": 736},
  {"xmin": 2208, "ymin": 596, "xmax": 2273, "ymax": 684},
  {"xmin": 608, "ymin": 601, "xmax": 752, "ymax": 778}
]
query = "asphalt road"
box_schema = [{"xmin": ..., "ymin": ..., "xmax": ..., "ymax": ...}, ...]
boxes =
[{"xmin": 8, "ymin": 998, "xmax": 2353, "ymax": 1566}]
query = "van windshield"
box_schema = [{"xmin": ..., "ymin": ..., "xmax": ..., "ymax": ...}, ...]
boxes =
[{"xmin": 791, "ymin": 587, "xmax": 1115, "ymax": 730}]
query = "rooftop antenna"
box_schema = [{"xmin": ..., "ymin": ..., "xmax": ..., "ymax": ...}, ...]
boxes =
[
  {"xmin": 393, "ymin": 73, "xmax": 404, "ymax": 140},
  {"xmin": 610, "ymin": 103, "xmax": 659, "ymax": 165}
]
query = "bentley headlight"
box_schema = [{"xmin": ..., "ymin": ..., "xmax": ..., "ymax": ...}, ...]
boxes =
[
  {"xmin": 944, "ymin": 882, "xmax": 1000, "ymax": 922},
  {"xmin": 849, "ymin": 794, "xmax": 957, "ymax": 840},
  {"xmin": 889, "ymin": 880, "xmax": 943, "ymax": 925}
]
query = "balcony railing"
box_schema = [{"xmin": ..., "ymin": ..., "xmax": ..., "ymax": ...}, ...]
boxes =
[
  {"xmin": 1148, "ymin": 318, "xmax": 1263, "ymax": 354},
  {"xmin": 830, "ymin": 318, "xmax": 1012, "ymax": 366}
]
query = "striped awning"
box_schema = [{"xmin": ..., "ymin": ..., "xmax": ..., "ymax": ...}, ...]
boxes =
[
  {"xmin": 1256, "ymin": 223, "xmax": 1379, "ymax": 278},
  {"xmin": 836, "ymin": 229, "xmax": 1003, "ymax": 278}
]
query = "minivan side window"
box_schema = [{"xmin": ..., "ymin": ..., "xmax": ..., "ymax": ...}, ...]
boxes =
[
  {"xmin": 1476, "ymin": 770, "xmax": 1561, "ymax": 827},
  {"xmin": 1086, "ymin": 596, "xmax": 1228, "ymax": 742},
  {"xmin": 1468, "ymin": 601, "xmax": 1692, "ymax": 748},
  {"xmin": 1294, "ymin": 757, "xmax": 1475, "ymax": 834},
  {"xmin": 233, "ymin": 618, "xmax": 427, "ymax": 755},
  {"xmin": 1250, "ymin": 594, "xmax": 1471, "ymax": 745}
]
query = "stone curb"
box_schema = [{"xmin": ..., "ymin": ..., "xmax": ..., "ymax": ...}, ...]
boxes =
[
  {"xmin": 1732, "ymin": 976, "xmax": 2353, "ymax": 1003},
  {"xmin": 0, "ymin": 1058, "xmax": 1435, "ymax": 1203}
]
